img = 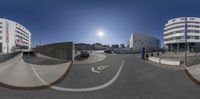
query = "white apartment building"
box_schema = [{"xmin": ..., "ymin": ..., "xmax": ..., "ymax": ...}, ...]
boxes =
[
  {"xmin": 164, "ymin": 17, "xmax": 200, "ymax": 52},
  {"xmin": 0, "ymin": 18, "xmax": 31, "ymax": 53}
]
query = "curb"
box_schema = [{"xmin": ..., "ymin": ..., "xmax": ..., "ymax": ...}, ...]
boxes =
[{"xmin": 185, "ymin": 68, "xmax": 200, "ymax": 86}]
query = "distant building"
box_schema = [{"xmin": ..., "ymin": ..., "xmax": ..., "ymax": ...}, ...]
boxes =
[
  {"xmin": 129, "ymin": 33, "xmax": 160, "ymax": 52},
  {"xmin": 111, "ymin": 44, "xmax": 119, "ymax": 50},
  {"xmin": 103, "ymin": 45, "xmax": 110, "ymax": 50},
  {"xmin": 75, "ymin": 43, "xmax": 92, "ymax": 50},
  {"xmin": 93, "ymin": 43, "xmax": 104, "ymax": 50},
  {"xmin": 120, "ymin": 44, "xmax": 125, "ymax": 48},
  {"xmin": 164, "ymin": 17, "xmax": 200, "ymax": 52},
  {"xmin": 0, "ymin": 18, "xmax": 32, "ymax": 53},
  {"xmin": 126, "ymin": 41, "xmax": 130, "ymax": 48}
]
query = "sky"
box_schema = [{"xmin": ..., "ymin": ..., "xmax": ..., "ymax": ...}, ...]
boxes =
[{"xmin": 0, "ymin": 0, "xmax": 200, "ymax": 46}]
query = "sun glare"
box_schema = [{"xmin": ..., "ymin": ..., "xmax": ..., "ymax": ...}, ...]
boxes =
[{"xmin": 97, "ymin": 31, "xmax": 104, "ymax": 37}]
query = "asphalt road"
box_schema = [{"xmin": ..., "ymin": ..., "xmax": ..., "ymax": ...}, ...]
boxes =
[{"xmin": 1, "ymin": 53, "xmax": 200, "ymax": 99}]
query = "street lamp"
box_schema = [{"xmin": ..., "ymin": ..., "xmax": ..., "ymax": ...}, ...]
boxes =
[{"xmin": 184, "ymin": 16, "xmax": 188, "ymax": 67}]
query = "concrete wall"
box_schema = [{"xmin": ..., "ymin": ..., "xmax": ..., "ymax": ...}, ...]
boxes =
[
  {"xmin": 0, "ymin": 51, "xmax": 21, "ymax": 63},
  {"xmin": 35, "ymin": 42, "xmax": 74, "ymax": 60}
]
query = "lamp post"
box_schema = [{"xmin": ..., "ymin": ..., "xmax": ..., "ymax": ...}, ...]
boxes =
[
  {"xmin": 6, "ymin": 21, "xmax": 9, "ymax": 53},
  {"xmin": 184, "ymin": 16, "xmax": 188, "ymax": 67}
]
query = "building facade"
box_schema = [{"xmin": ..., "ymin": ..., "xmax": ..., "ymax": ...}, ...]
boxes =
[
  {"xmin": 120, "ymin": 44, "xmax": 125, "ymax": 48},
  {"xmin": 92, "ymin": 43, "xmax": 105, "ymax": 50},
  {"xmin": 164, "ymin": 17, "xmax": 200, "ymax": 52},
  {"xmin": 111, "ymin": 44, "xmax": 119, "ymax": 50},
  {"xmin": 0, "ymin": 18, "xmax": 31, "ymax": 53},
  {"xmin": 75, "ymin": 43, "xmax": 92, "ymax": 50},
  {"xmin": 129, "ymin": 33, "xmax": 160, "ymax": 52}
]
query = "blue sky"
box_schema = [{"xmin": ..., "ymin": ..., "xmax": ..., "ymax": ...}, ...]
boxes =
[{"xmin": 0, "ymin": 0, "xmax": 200, "ymax": 46}]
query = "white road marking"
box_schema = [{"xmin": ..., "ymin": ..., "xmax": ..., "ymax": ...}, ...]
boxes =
[
  {"xmin": 97, "ymin": 65, "xmax": 109, "ymax": 71},
  {"xmin": 91, "ymin": 65, "xmax": 109, "ymax": 73},
  {"xmin": 32, "ymin": 60, "xmax": 125, "ymax": 92},
  {"xmin": 91, "ymin": 67, "xmax": 100, "ymax": 73}
]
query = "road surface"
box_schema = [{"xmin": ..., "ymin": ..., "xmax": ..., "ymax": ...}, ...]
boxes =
[{"xmin": 0, "ymin": 53, "xmax": 200, "ymax": 99}]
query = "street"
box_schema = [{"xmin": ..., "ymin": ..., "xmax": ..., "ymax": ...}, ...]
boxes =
[{"xmin": 0, "ymin": 53, "xmax": 200, "ymax": 99}]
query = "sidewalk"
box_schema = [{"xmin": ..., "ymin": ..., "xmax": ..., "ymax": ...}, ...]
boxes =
[{"xmin": 186, "ymin": 65, "xmax": 200, "ymax": 83}]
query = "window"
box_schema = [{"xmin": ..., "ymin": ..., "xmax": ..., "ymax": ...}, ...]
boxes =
[
  {"xmin": 164, "ymin": 25, "xmax": 185, "ymax": 32},
  {"xmin": 188, "ymin": 21, "xmax": 200, "ymax": 24},
  {"xmin": 190, "ymin": 18, "xmax": 195, "ymax": 20},
  {"xmin": 166, "ymin": 22, "xmax": 185, "ymax": 27},
  {"xmin": 180, "ymin": 18, "xmax": 185, "ymax": 20},
  {"xmin": 172, "ymin": 20, "xmax": 176, "ymax": 22},
  {"xmin": 187, "ymin": 25, "xmax": 200, "ymax": 28},
  {"xmin": 195, "ymin": 36, "xmax": 199, "ymax": 39},
  {"xmin": 187, "ymin": 30, "xmax": 200, "ymax": 33}
]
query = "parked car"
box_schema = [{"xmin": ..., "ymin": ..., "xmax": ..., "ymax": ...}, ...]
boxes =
[
  {"xmin": 113, "ymin": 49, "xmax": 121, "ymax": 54},
  {"xmin": 104, "ymin": 49, "xmax": 112, "ymax": 53},
  {"xmin": 80, "ymin": 50, "xmax": 89, "ymax": 57}
]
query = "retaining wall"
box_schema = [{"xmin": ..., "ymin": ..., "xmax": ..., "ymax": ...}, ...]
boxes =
[{"xmin": 35, "ymin": 42, "xmax": 74, "ymax": 60}]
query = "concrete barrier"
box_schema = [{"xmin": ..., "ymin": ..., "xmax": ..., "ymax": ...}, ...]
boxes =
[
  {"xmin": 148, "ymin": 57, "xmax": 160, "ymax": 63},
  {"xmin": 160, "ymin": 59, "xmax": 181, "ymax": 65}
]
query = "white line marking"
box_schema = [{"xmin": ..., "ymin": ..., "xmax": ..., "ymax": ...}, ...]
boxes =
[
  {"xmin": 32, "ymin": 60, "xmax": 125, "ymax": 92},
  {"xmin": 91, "ymin": 65, "xmax": 109, "ymax": 73},
  {"xmin": 97, "ymin": 65, "xmax": 109, "ymax": 71},
  {"xmin": 91, "ymin": 67, "xmax": 100, "ymax": 73}
]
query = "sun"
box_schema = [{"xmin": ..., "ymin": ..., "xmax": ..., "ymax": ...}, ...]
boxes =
[{"xmin": 97, "ymin": 31, "xmax": 104, "ymax": 37}]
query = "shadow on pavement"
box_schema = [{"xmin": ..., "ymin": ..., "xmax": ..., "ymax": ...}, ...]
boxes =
[
  {"xmin": 0, "ymin": 61, "xmax": 73, "ymax": 90},
  {"xmin": 74, "ymin": 54, "xmax": 88, "ymax": 61},
  {"xmin": 22, "ymin": 56, "xmax": 68, "ymax": 65}
]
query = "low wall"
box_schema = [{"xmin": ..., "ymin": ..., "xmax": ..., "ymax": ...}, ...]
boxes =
[
  {"xmin": 148, "ymin": 57, "xmax": 160, "ymax": 63},
  {"xmin": 35, "ymin": 42, "xmax": 74, "ymax": 60},
  {"xmin": 148, "ymin": 56, "xmax": 181, "ymax": 66},
  {"xmin": 0, "ymin": 51, "xmax": 22, "ymax": 63},
  {"xmin": 160, "ymin": 59, "xmax": 181, "ymax": 65}
]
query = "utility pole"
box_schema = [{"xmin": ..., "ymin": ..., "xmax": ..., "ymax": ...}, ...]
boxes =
[
  {"xmin": 184, "ymin": 16, "xmax": 188, "ymax": 67},
  {"xmin": 39, "ymin": 40, "xmax": 41, "ymax": 47}
]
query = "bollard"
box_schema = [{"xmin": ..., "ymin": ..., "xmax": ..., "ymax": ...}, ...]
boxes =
[
  {"xmin": 146, "ymin": 54, "xmax": 149, "ymax": 59},
  {"xmin": 141, "ymin": 48, "xmax": 145, "ymax": 60}
]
